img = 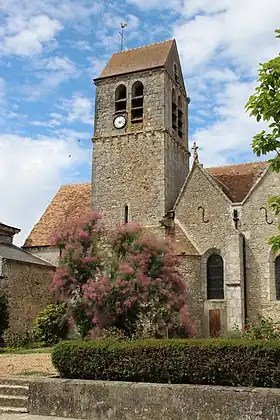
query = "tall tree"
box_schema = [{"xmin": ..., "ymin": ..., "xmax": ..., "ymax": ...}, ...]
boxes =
[{"xmin": 245, "ymin": 29, "xmax": 280, "ymax": 250}]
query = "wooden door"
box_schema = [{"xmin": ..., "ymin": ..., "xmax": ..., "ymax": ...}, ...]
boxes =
[{"xmin": 209, "ymin": 309, "xmax": 221, "ymax": 337}]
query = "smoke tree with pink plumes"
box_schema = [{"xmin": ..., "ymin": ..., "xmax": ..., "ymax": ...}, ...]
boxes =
[{"xmin": 52, "ymin": 212, "xmax": 196, "ymax": 340}]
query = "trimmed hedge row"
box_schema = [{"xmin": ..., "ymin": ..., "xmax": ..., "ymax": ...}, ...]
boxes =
[{"xmin": 52, "ymin": 339, "xmax": 280, "ymax": 387}]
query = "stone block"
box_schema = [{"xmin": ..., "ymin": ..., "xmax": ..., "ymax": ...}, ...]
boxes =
[{"xmin": 28, "ymin": 378, "xmax": 280, "ymax": 420}]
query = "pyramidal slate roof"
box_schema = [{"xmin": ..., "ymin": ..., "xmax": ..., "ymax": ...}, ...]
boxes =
[{"xmin": 97, "ymin": 39, "xmax": 175, "ymax": 79}]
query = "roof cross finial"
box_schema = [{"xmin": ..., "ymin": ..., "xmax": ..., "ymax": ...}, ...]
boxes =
[
  {"xmin": 119, "ymin": 23, "xmax": 127, "ymax": 52},
  {"xmin": 192, "ymin": 142, "xmax": 199, "ymax": 163}
]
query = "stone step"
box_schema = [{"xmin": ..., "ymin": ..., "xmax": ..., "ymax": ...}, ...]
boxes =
[
  {"xmin": 0, "ymin": 405, "xmax": 28, "ymax": 414},
  {"xmin": 0, "ymin": 384, "xmax": 29, "ymax": 396},
  {"xmin": 0, "ymin": 394, "xmax": 28, "ymax": 408},
  {"xmin": 0, "ymin": 377, "xmax": 30, "ymax": 386}
]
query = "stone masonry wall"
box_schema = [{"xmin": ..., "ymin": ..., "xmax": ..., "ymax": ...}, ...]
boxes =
[
  {"xmin": 241, "ymin": 169, "xmax": 280, "ymax": 322},
  {"xmin": 92, "ymin": 131, "xmax": 166, "ymax": 228},
  {"xmin": 93, "ymin": 66, "xmax": 189, "ymax": 226},
  {"xmin": 178, "ymin": 255, "xmax": 203, "ymax": 337},
  {"xmin": 29, "ymin": 377, "xmax": 280, "ymax": 420},
  {"xmin": 94, "ymin": 69, "xmax": 165, "ymax": 138},
  {"xmin": 164, "ymin": 132, "xmax": 189, "ymax": 212},
  {"xmin": 23, "ymin": 246, "xmax": 59, "ymax": 266},
  {"xmin": 163, "ymin": 57, "xmax": 189, "ymax": 211},
  {"xmin": 2, "ymin": 260, "xmax": 54, "ymax": 334},
  {"xmin": 175, "ymin": 164, "xmax": 244, "ymax": 335}
]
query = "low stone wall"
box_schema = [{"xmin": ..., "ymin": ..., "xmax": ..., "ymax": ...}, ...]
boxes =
[{"xmin": 28, "ymin": 377, "xmax": 280, "ymax": 420}]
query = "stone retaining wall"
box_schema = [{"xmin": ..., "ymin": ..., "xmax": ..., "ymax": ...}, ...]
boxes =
[{"xmin": 28, "ymin": 377, "xmax": 280, "ymax": 420}]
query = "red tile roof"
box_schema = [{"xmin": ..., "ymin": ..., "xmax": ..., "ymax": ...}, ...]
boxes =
[
  {"xmin": 207, "ymin": 161, "xmax": 268, "ymax": 202},
  {"xmin": 98, "ymin": 40, "xmax": 174, "ymax": 79},
  {"xmin": 23, "ymin": 183, "xmax": 91, "ymax": 248},
  {"xmin": 23, "ymin": 161, "xmax": 269, "ymax": 247}
]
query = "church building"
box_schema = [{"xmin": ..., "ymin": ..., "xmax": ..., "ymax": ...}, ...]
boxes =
[{"xmin": 23, "ymin": 40, "xmax": 280, "ymax": 337}]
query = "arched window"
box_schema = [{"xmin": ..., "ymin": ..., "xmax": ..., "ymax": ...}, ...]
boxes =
[
  {"xmin": 207, "ymin": 254, "xmax": 224, "ymax": 300},
  {"xmin": 173, "ymin": 63, "xmax": 178, "ymax": 83},
  {"xmin": 131, "ymin": 81, "xmax": 144, "ymax": 123},
  {"xmin": 172, "ymin": 89, "xmax": 177, "ymax": 130},
  {"xmin": 275, "ymin": 256, "xmax": 280, "ymax": 300},
  {"xmin": 124, "ymin": 205, "xmax": 129, "ymax": 224},
  {"xmin": 177, "ymin": 95, "xmax": 183, "ymax": 138},
  {"xmin": 115, "ymin": 84, "xmax": 127, "ymax": 113}
]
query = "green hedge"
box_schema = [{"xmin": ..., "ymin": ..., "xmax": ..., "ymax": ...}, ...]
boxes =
[{"xmin": 52, "ymin": 339, "xmax": 280, "ymax": 387}]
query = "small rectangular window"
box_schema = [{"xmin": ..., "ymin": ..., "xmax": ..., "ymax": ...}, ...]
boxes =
[{"xmin": 124, "ymin": 205, "xmax": 129, "ymax": 224}]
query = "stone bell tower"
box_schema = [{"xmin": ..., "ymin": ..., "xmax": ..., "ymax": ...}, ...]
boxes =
[{"xmin": 92, "ymin": 40, "xmax": 190, "ymax": 228}]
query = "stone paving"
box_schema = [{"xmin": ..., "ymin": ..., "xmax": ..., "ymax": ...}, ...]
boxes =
[{"xmin": 0, "ymin": 415, "xmax": 79, "ymax": 420}]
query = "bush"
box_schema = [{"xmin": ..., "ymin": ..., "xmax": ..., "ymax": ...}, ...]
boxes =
[
  {"xmin": 52, "ymin": 214, "xmax": 195, "ymax": 339},
  {"xmin": 234, "ymin": 315, "xmax": 280, "ymax": 340},
  {"xmin": 3, "ymin": 330, "xmax": 36, "ymax": 349},
  {"xmin": 52, "ymin": 338, "xmax": 280, "ymax": 388},
  {"xmin": 33, "ymin": 303, "xmax": 69, "ymax": 346},
  {"xmin": 0, "ymin": 289, "xmax": 9, "ymax": 335}
]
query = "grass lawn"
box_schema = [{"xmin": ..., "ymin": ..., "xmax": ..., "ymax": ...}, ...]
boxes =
[{"xmin": 0, "ymin": 347, "xmax": 53, "ymax": 355}]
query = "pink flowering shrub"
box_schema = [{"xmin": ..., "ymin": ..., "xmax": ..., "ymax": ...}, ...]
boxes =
[
  {"xmin": 52, "ymin": 212, "xmax": 103, "ymax": 337},
  {"xmin": 53, "ymin": 215, "xmax": 195, "ymax": 339}
]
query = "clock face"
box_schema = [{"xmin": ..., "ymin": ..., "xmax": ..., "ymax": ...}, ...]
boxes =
[{"xmin": 114, "ymin": 115, "xmax": 126, "ymax": 129}]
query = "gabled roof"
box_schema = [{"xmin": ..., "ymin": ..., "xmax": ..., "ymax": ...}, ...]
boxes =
[
  {"xmin": 207, "ymin": 161, "xmax": 268, "ymax": 203},
  {"xmin": 23, "ymin": 161, "xmax": 270, "ymax": 248},
  {"xmin": 97, "ymin": 40, "xmax": 175, "ymax": 79},
  {"xmin": 23, "ymin": 183, "xmax": 92, "ymax": 248},
  {"xmin": 0, "ymin": 243, "xmax": 53, "ymax": 266}
]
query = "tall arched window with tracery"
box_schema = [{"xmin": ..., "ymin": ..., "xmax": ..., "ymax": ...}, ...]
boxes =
[
  {"xmin": 115, "ymin": 84, "xmax": 127, "ymax": 113},
  {"xmin": 207, "ymin": 254, "xmax": 224, "ymax": 300},
  {"xmin": 275, "ymin": 256, "xmax": 280, "ymax": 300},
  {"xmin": 131, "ymin": 81, "xmax": 144, "ymax": 123}
]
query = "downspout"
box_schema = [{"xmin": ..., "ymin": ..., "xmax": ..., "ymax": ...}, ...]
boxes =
[
  {"xmin": 233, "ymin": 208, "xmax": 248, "ymax": 325},
  {"xmin": 242, "ymin": 234, "xmax": 248, "ymax": 324}
]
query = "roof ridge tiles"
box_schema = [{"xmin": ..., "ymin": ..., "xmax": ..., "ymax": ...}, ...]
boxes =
[{"xmin": 117, "ymin": 39, "xmax": 174, "ymax": 54}]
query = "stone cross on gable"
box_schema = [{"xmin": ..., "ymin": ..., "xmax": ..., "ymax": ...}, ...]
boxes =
[{"xmin": 192, "ymin": 142, "xmax": 199, "ymax": 163}]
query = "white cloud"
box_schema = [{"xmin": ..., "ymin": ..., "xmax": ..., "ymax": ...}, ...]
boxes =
[
  {"xmin": 0, "ymin": 77, "xmax": 6, "ymax": 105},
  {"xmin": 170, "ymin": 0, "xmax": 280, "ymax": 167},
  {"xmin": 1, "ymin": 15, "xmax": 62, "ymax": 56},
  {"xmin": 192, "ymin": 81, "xmax": 269, "ymax": 166},
  {"xmin": 67, "ymin": 95, "xmax": 93, "ymax": 125},
  {"xmin": 0, "ymin": 0, "xmax": 103, "ymax": 58},
  {"xmin": 70, "ymin": 40, "xmax": 92, "ymax": 51},
  {"xmin": 23, "ymin": 56, "xmax": 79, "ymax": 99},
  {"xmin": 0, "ymin": 133, "xmax": 91, "ymax": 245},
  {"xmin": 41, "ymin": 56, "xmax": 76, "ymax": 72},
  {"xmin": 127, "ymin": 0, "xmax": 182, "ymax": 10}
]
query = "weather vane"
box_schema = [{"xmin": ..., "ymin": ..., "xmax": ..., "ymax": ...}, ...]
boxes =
[{"xmin": 119, "ymin": 23, "xmax": 127, "ymax": 52}]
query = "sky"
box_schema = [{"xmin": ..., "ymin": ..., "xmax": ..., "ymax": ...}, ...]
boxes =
[{"xmin": 0, "ymin": 0, "xmax": 279, "ymax": 245}]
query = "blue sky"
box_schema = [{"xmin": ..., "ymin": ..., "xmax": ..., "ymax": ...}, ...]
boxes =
[{"xmin": 0, "ymin": 0, "xmax": 279, "ymax": 244}]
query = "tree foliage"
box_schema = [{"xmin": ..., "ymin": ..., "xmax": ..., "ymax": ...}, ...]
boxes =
[
  {"xmin": 33, "ymin": 303, "xmax": 69, "ymax": 346},
  {"xmin": 245, "ymin": 29, "xmax": 280, "ymax": 250},
  {"xmin": 52, "ymin": 212, "xmax": 103, "ymax": 338},
  {"xmin": 52, "ymin": 213, "xmax": 195, "ymax": 339}
]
